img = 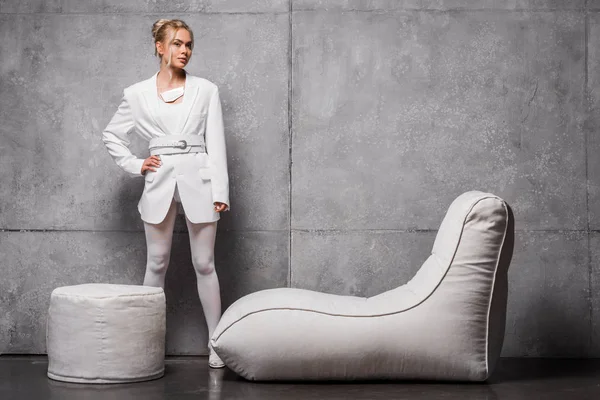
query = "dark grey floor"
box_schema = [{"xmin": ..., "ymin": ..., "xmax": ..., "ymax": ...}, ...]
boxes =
[{"xmin": 1, "ymin": 356, "xmax": 600, "ymax": 400}]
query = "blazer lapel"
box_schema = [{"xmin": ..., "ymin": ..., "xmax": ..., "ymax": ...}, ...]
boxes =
[
  {"xmin": 141, "ymin": 71, "xmax": 171, "ymax": 135},
  {"xmin": 178, "ymin": 72, "xmax": 200, "ymax": 134}
]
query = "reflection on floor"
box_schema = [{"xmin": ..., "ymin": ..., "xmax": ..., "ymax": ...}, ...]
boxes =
[{"xmin": 1, "ymin": 356, "xmax": 600, "ymax": 400}]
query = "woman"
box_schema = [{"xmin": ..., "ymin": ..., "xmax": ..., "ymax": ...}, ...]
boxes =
[{"xmin": 101, "ymin": 19, "xmax": 229, "ymax": 369}]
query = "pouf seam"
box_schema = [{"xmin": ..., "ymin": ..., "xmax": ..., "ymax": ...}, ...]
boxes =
[
  {"xmin": 51, "ymin": 292, "xmax": 163, "ymax": 299},
  {"xmin": 47, "ymin": 369, "xmax": 165, "ymax": 383},
  {"xmin": 99, "ymin": 306, "xmax": 106, "ymax": 376}
]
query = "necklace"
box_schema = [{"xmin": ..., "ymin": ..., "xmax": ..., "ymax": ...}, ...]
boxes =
[{"xmin": 159, "ymin": 86, "xmax": 185, "ymax": 103}]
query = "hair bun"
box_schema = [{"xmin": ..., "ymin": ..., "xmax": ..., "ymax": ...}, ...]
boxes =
[{"xmin": 152, "ymin": 19, "xmax": 171, "ymax": 40}]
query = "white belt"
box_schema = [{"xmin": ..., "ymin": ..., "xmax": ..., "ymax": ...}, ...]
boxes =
[{"xmin": 148, "ymin": 135, "xmax": 206, "ymax": 156}]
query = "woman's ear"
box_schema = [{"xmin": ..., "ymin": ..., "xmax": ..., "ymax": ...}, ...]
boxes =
[{"xmin": 156, "ymin": 41, "xmax": 164, "ymax": 57}]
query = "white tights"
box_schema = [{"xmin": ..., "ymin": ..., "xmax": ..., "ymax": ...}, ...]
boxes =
[{"xmin": 142, "ymin": 198, "xmax": 221, "ymax": 343}]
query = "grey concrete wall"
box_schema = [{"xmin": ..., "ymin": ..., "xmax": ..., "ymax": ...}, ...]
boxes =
[{"xmin": 0, "ymin": 0, "xmax": 596, "ymax": 356}]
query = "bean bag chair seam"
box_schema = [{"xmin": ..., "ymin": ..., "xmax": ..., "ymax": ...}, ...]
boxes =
[
  {"xmin": 483, "ymin": 200, "xmax": 510, "ymax": 378},
  {"xmin": 214, "ymin": 195, "xmax": 501, "ymax": 343}
]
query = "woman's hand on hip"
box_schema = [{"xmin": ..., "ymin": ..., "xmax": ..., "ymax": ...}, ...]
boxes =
[
  {"xmin": 141, "ymin": 155, "xmax": 162, "ymax": 174},
  {"xmin": 214, "ymin": 202, "xmax": 228, "ymax": 212}
]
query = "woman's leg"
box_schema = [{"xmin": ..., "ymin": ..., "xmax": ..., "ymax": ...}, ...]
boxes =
[
  {"xmin": 142, "ymin": 199, "xmax": 178, "ymax": 288},
  {"xmin": 184, "ymin": 217, "xmax": 222, "ymax": 341}
]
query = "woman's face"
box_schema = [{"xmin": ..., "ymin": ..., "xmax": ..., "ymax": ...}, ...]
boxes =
[{"xmin": 157, "ymin": 28, "xmax": 193, "ymax": 69}]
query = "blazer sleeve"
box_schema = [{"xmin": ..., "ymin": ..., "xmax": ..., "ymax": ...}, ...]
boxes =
[
  {"xmin": 101, "ymin": 89, "xmax": 145, "ymax": 177},
  {"xmin": 205, "ymin": 86, "xmax": 230, "ymax": 209}
]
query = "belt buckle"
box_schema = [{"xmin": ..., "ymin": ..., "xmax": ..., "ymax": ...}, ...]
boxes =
[{"xmin": 177, "ymin": 140, "xmax": 187, "ymax": 149}]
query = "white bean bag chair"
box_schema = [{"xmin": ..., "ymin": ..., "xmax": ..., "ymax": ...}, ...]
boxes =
[
  {"xmin": 46, "ymin": 284, "xmax": 166, "ymax": 383},
  {"xmin": 211, "ymin": 191, "xmax": 514, "ymax": 381}
]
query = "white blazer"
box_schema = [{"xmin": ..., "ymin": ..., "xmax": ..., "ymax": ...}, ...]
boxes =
[{"xmin": 102, "ymin": 70, "xmax": 230, "ymax": 224}]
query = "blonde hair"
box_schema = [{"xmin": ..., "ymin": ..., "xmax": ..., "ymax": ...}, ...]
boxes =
[{"xmin": 152, "ymin": 19, "xmax": 194, "ymax": 66}]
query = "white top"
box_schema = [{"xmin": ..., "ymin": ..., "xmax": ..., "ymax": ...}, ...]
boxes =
[{"xmin": 156, "ymin": 89, "xmax": 186, "ymax": 135}]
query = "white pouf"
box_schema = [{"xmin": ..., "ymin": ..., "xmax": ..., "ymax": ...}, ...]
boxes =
[{"xmin": 46, "ymin": 283, "xmax": 166, "ymax": 384}]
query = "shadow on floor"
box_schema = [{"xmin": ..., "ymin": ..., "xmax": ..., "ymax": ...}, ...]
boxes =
[
  {"xmin": 3, "ymin": 356, "xmax": 600, "ymax": 400},
  {"xmin": 488, "ymin": 358, "xmax": 600, "ymax": 383}
]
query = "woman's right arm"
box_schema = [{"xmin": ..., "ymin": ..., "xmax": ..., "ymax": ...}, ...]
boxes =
[{"xmin": 101, "ymin": 89, "xmax": 145, "ymax": 177}]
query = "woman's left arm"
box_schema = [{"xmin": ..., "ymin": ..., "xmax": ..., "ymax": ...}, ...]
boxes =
[{"xmin": 205, "ymin": 86, "xmax": 230, "ymax": 211}]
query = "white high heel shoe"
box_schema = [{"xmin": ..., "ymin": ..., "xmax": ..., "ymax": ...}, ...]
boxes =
[{"xmin": 208, "ymin": 344, "xmax": 225, "ymax": 369}]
